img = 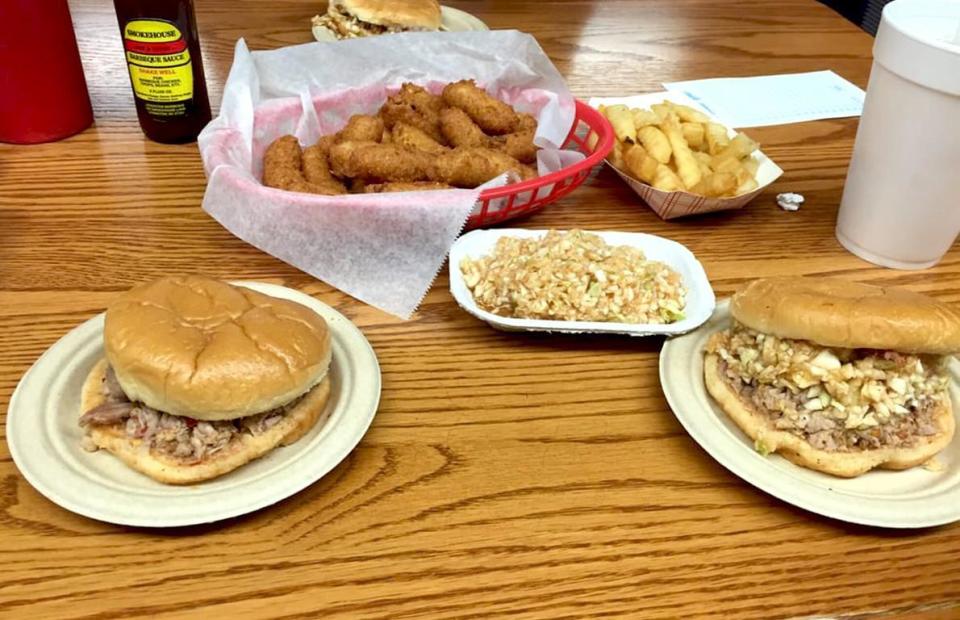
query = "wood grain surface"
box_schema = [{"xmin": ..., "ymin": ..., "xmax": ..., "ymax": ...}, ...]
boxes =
[{"xmin": 2, "ymin": 0, "xmax": 959, "ymax": 618}]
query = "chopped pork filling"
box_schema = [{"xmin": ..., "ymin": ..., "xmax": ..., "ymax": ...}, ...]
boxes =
[
  {"xmin": 312, "ymin": 4, "xmax": 435, "ymax": 39},
  {"xmin": 706, "ymin": 322, "xmax": 948, "ymax": 452},
  {"xmin": 78, "ymin": 365, "xmax": 300, "ymax": 464}
]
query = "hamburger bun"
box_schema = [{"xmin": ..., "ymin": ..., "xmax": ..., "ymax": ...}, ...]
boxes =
[
  {"xmin": 704, "ymin": 353, "xmax": 955, "ymax": 477},
  {"xmin": 731, "ymin": 277, "xmax": 960, "ymax": 355},
  {"xmin": 104, "ymin": 276, "xmax": 332, "ymax": 421},
  {"xmin": 81, "ymin": 359, "xmax": 332, "ymax": 485},
  {"xmin": 338, "ymin": 0, "xmax": 441, "ymax": 29}
]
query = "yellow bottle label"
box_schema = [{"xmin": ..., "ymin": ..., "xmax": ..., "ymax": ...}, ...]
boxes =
[{"xmin": 122, "ymin": 19, "xmax": 193, "ymax": 106}]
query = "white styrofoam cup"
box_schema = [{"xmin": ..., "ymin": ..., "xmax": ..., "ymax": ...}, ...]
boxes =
[{"xmin": 836, "ymin": 0, "xmax": 960, "ymax": 269}]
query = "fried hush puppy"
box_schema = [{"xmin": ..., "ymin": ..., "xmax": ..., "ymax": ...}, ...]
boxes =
[
  {"xmin": 390, "ymin": 122, "xmax": 448, "ymax": 156},
  {"xmin": 329, "ymin": 141, "xmax": 433, "ymax": 182},
  {"xmin": 335, "ymin": 114, "xmax": 384, "ymax": 143},
  {"xmin": 363, "ymin": 181, "xmax": 454, "ymax": 193},
  {"xmin": 262, "ymin": 81, "xmax": 542, "ymax": 195},
  {"xmin": 491, "ymin": 128, "xmax": 538, "ymax": 164},
  {"xmin": 262, "ymin": 135, "xmax": 345, "ymax": 195},
  {"xmin": 432, "ymin": 147, "xmax": 536, "ymax": 188},
  {"xmin": 379, "ymin": 85, "xmax": 444, "ymax": 143},
  {"xmin": 439, "ymin": 106, "xmax": 490, "ymax": 148},
  {"xmin": 517, "ymin": 113, "xmax": 538, "ymax": 133},
  {"xmin": 262, "ymin": 135, "xmax": 301, "ymax": 186},
  {"xmin": 282, "ymin": 178, "xmax": 347, "ymax": 194},
  {"xmin": 396, "ymin": 83, "xmax": 445, "ymax": 116},
  {"xmin": 495, "ymin": 113, "xmax": 540, "ymax": 163},
  {"xmin": 327, "ymin": 140, "xmax": 374, "ymax": 178},
  {"xmin": 302, "ymin": 144, "xmax": 347, "ymax": 192},
  {"xmin": 441, "ymin": 79, "xmax": 519, "ymax": 135},
  {"xmin": 378, "ymin": 102, "xmax": 444, "ymax": 144},
  {"xmin": 313, "ymin": 134, "xmax": 336, "ymax": 155},
  {"xmin": 440, "ymin": 106, "xmax": 538, "ymax": 162}
]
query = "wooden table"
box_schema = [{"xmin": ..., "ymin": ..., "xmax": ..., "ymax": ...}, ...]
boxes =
[{"xmin": 2, "ymin": 1, "xmax": 959, "ymax": 618}]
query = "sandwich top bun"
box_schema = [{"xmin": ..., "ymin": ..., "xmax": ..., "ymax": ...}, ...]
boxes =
[
  {"xmin": 731, "ymin": 277, "xmax": 960, "ymax": 355},
  {"xmin": 104, "ymin": 276, "xmax": 331, "ymax": 421},
  {"xmin": 339, "ymin": 0, "xmax": 441, "ymax": 29}
]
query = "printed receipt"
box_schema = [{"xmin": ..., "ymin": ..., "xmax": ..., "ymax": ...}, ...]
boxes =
[{"xmin": 663, "ymin": 70, "xmax": 865, "ymax": 128}]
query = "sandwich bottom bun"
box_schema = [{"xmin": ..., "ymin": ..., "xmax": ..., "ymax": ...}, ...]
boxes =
[
  {"xmin": 704, "ymin": 354, "xmax": 956, "ymax": 478},
  {"xmin": 80, "ymin": 359, "xmax": 332, "ymax": 485}
]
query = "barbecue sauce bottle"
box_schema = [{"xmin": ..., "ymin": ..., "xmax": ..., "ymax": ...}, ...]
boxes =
[{"xmin": 113, "ymin": 0, "xmax": 211, "ymax": 143}]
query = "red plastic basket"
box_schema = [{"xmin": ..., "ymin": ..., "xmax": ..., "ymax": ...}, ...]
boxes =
[{"xmin": 468, "ymin": 99, "xmax": 614, "ymax": 229}]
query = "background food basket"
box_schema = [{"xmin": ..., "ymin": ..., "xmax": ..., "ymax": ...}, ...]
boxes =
[{"xmin": 469, "ymin": 100, "xmax": 615, "ymax": 229}]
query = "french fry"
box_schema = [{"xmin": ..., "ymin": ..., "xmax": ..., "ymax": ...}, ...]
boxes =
[
  {"xmin": 693, "ymin": 151, "xmax": 712, "ymax": 177},
  {"xmin": 693, "ymin": 151, "xmax": 713, "ymax": 168},
  {"xmin": 602, "ymin": 104, "xmax": 637, "ymax": 143},
  {"xmin": 711, "ymin": 133, "xmax": 758, "ymax": 174},
  {"xmin": 608, "ymin": 140, "xmax": 626, "ymax": 170},
  {"xmin": 660, "ymin": 114, "xmax": 701, "ymax": 188},
  {"xmin": 623, "ymin": 144, "xmax": 659, "ymax": 184},
  {"xmin": 671, "ymin": 103, "xmax": 711, "ymax": 123},
  {"xmin": 734, "ymin": 163, "xmax": 755, "ymax": 187},
  {"xmin": 681, "ymin": 122, "xmax": 705, "ymax": 150},
  {"xmin": 651, "ymin": 102, "xmax": 669, "ymax": 116},
  {"xmin": 651, "ymin": 164, "xmax": 684, "ymax": 192},
  {"xmin": 632, "ymin": 108, "xmax": 662, "ymax": 128},
  {"xmin": 704, "ymin": 122, "xmax": 730, "ymax": 155},
  {"xmin": 711, "ymin": 155, "xmax": 743, "ymax": 175},
  {"xmin": 735, "ymin": 177, "xmax": 760, "ymax": 195},
  {"xmin": 716, "ymin": 132, "xmax": 758, "ymax": 161},
  {"xmin": 637, "ymin": 125, "xmax": 671, "ymax": 163},
  {"xmin": 690, "ymin": 171, "xmax": 737, "ymax": 197},
  {"xmin": 651, "ymin": 103, "xmax": 674, "ymax": 123}
]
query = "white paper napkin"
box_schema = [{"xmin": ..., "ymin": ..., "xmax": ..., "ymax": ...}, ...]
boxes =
[{"xmin": 663, "ymin": 70, "xmax": 865, "ymax": 127}]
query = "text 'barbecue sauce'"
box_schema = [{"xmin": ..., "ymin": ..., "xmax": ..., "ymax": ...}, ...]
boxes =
[{"xmin": 113, "ymin": 0, "xmax": 211, "ymax": 143}]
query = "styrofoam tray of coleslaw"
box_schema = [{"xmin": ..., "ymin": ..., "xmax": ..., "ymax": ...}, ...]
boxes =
[{"xmin": 449, "ymin": 228, "xmax": 715, "ymax": 336}]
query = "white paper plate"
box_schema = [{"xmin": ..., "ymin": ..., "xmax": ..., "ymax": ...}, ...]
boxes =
[
  {"xmin": 587, "ymin": 92, "xmax": 784, "ymax": 219},
  {"xmin": 312, "ymin": 6, "xmax": 488, "ymax": 42},
  {"xmin": 660, "ymin": 299, "xmax": 960, "ymax": 528},
  {"xmin": 449, "ymin": 229, "xmax": 715, "ymax": 336},
  {"xmin": 6, "ymin": 282, "xmax": 381, "ymax": 527}
]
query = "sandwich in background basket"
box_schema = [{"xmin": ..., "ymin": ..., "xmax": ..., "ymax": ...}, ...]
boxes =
[{"xmin": 313, "ymin": 0, "xmax": 441, "ymax": 39}]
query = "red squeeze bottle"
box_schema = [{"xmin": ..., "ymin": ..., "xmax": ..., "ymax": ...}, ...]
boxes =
[
  {"xmin": 0, "ymin": 0, "xmax": 94, "ymax": 144},
  {"xmin": 113, "ymin": 0, "xmax": 212, "ymax": 143}
]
